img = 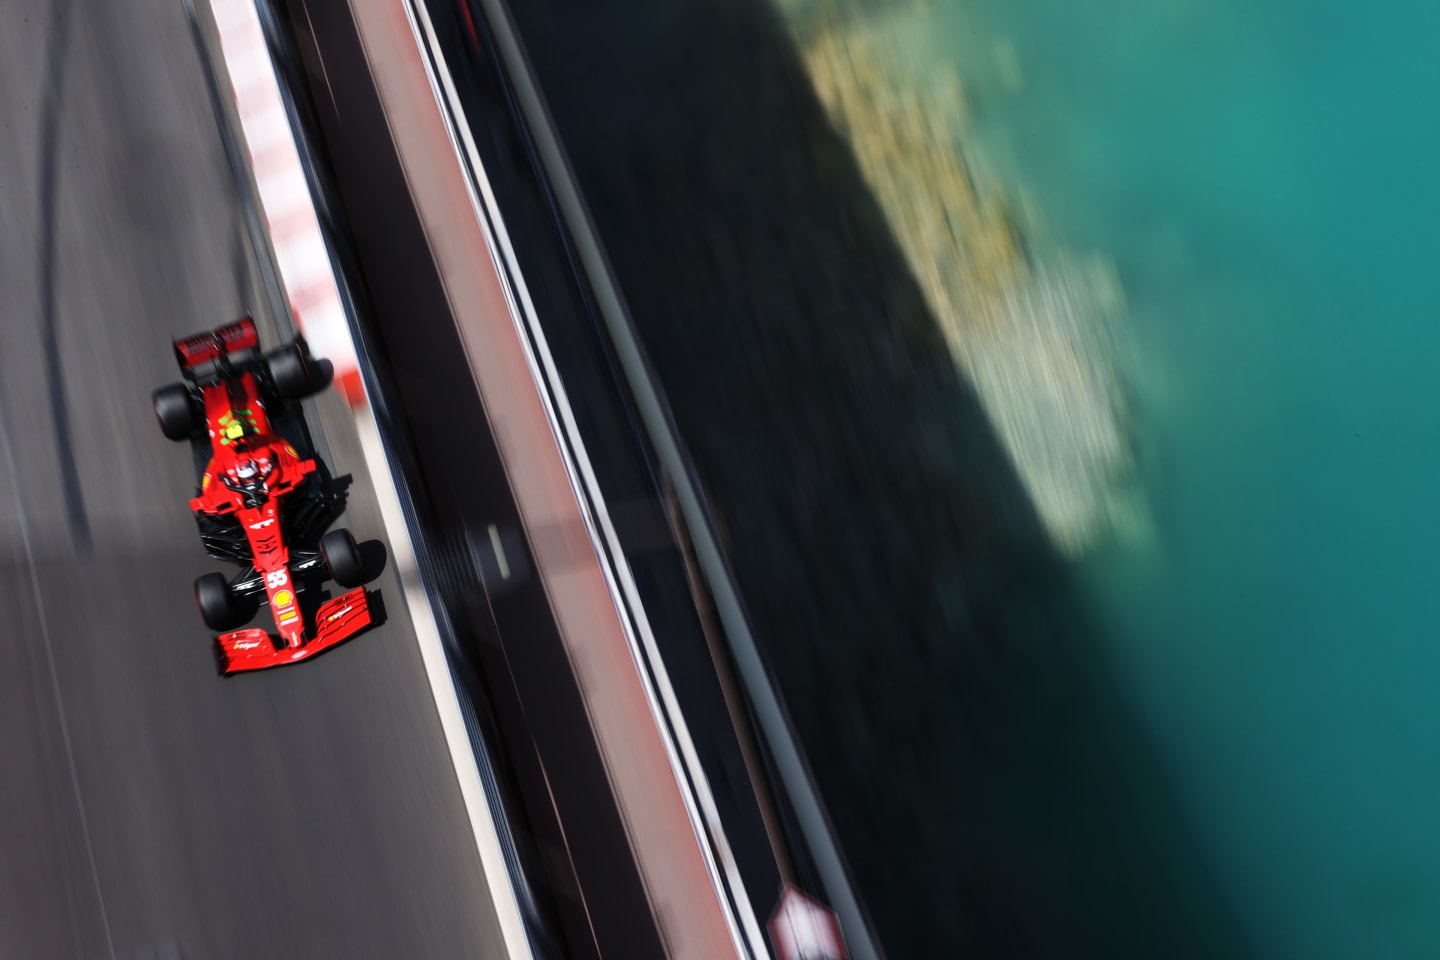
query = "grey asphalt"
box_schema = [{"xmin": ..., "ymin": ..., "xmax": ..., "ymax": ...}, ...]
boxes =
[{"xmin": 0, "ymin": 2, "xmax": 510, "ymax": 958}]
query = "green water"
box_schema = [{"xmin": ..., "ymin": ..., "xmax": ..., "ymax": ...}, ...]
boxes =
[{"xmin": 944, "ymin": 0, "xmax": 1440, "ymax": 955}]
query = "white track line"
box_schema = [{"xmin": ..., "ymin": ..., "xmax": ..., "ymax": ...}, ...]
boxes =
[{"xmin": 351, "ymin": 408, "xmax": 535, "ymax": 960}]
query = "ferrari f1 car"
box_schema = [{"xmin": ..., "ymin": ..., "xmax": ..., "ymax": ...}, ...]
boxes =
[{"xmin": 152, "ymin": 317, "xmax": 381, "ymax": 675}]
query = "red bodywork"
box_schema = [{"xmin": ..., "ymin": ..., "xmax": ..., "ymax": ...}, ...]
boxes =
[
  {"xmin": 175, "ymin": 318, "xmax": 259, "ymax": 368},
  {"xmin": 184, "ymin": 321, "xmax": 372, "ymax": 674}
]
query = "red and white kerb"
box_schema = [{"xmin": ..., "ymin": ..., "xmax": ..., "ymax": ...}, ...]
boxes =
[{"xmin": 209, "ymin": 0, "xmax": 365, "ymax": 406}]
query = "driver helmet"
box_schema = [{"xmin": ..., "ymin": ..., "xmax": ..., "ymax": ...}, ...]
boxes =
[{"xmin": 235, "ymin": 458, "xmax": 259, "ymax": 482}]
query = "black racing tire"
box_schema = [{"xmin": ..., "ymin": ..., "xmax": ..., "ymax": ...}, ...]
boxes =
[
  {"xmin": 153, "ymin": 383, "xmax": 197, "ymax": 441},
  {"xmin": 266, "ymin": 341, "xmax": 316, "ymax": 399},
  {"xmin": 307, "ymin": 356, "xmax": 335, "ymax": 392},
  {"xmin": 320, "ymin": 527, "xmax": 364, "ymax": 588},
  {"xmin": 195, "ymin": 572, "xmax": 237, "ymax": 632}
]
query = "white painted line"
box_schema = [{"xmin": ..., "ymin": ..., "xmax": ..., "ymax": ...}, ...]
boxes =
[
  {"xmin": 352, "ymin": 407, "xmax": 535, "ymax": 960},
  {"xmin": 237, "ymin": 110, "xmax": 290, "ymax": 154}
]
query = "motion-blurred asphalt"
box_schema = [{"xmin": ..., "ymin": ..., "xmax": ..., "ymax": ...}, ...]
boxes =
[{"xmin": 0, "ymin": 2, "xmax": 510, "ymax": 957}]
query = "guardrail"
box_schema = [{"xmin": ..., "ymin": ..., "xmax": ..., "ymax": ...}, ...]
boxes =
[
  {"xmin": 396, "ymin": 1, "xmax": 772, "ymax": 954},
  {"xmin": 429, "ymin": 1, "xmax": 883, "ymax": 957}
]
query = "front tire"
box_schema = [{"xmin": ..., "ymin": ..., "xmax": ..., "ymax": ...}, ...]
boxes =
[
  {"xmin": 320, "ymin": 528, "xmax": 364, "ymax": 588},
  {"xmin": 195, "ymin": 572, "xmax": 237, "ymax": 631},
  {"xmin": 153, "ymin": 384, "xmax": 197, "ymax": 441}
]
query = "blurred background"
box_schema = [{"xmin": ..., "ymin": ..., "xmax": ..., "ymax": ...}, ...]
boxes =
[{"xmin": 3, "ymin": 0, "xmax": 1437, "ymax": 957}]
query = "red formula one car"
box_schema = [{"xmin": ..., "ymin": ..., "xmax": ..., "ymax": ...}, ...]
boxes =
[{"xmin": 152, "ymin": 317, "xmax": 382, "ymax": 675}]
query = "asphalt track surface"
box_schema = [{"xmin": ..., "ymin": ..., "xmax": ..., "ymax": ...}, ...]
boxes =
[{"xmin": 0, "ymin": 2, "xmax": 511, "ymax": 957}]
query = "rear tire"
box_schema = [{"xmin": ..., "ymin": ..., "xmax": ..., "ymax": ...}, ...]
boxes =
[
  {"xmin": 153, "ymin": 384, "xmax": 197, "ymax": 441},
  {"xmin": 308, "ymin": 357, "xmax": 335, "ymax": 392},
  {"xmin": 266, "ymin": 342, "xmax": 316, "ymax": 399},
  {"xmin": 195, "ymin": 572, "xmax": 237, "ymax": 631},
  {"xmin": 320, "ymin": 528, "xmax": 364, "ymax": 588}
]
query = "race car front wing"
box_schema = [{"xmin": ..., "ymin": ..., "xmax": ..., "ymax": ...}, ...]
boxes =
[{"xmin": 214, "ymin": 587, "xmax": 375, "ymax": 676}]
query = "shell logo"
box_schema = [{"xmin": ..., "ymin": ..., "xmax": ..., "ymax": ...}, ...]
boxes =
[{"xmin": 273, "ymin": 589, "xmax": 295, "ymax": 608}]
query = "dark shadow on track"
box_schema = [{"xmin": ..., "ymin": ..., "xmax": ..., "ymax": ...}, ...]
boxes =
[
  {"xmin": 500, "ymin": 0, "xmax": 1258, "ymax": 956},
  {"xmin": 36, "ymin": 0, "xmax": 90, "ymax": 552}
]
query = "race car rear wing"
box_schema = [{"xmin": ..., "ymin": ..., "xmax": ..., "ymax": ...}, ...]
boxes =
[{"xmin": 174, "ymin": 317, "xmax": 261, "ymax": 380}]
